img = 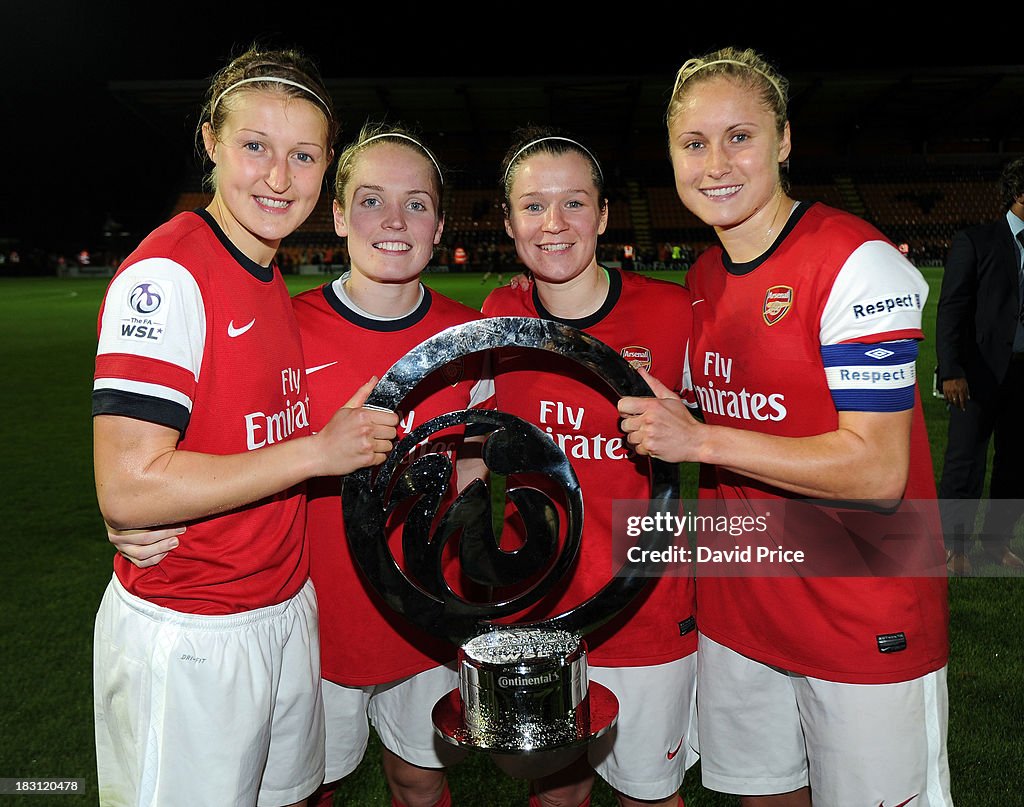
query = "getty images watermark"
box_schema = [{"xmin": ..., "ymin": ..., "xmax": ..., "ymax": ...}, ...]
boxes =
[{"xmin": 611, "ymin": 499, "xmax": 1024, "ymax": 578}]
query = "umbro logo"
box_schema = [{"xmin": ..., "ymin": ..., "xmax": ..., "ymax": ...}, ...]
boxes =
[
  {"xmin": 228, "ymin": 318, "xmax": 256, "ymax": 337},
  {"xmin": 865, "ymin": 347, "xmax": 895, "ymax": 360}
]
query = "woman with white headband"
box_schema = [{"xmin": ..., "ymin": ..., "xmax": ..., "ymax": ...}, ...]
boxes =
[
  {"xmin": 618, "ymin": 46, "xmax": 952, "ymax": 806},
  {"xmin": 109, "ymin": 121, "xmax": 494, "ymax": 806},
  {"xmin": 294, "ymin": 122, "xmax": 491, "ymax": 807},
  {"xmin": 484, "ymin": 126, "xmax": 698, "ymax": 807},
  {"xmin": 92, "ymin": 45, "xmax": 399, "ymax": 806}
]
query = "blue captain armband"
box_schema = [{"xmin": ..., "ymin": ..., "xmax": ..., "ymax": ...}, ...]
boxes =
[{"xmin": 821, "ymin": 339, "xmax": 918, "ymax": 412}]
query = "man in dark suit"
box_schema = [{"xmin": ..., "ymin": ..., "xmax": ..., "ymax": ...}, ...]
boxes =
[{"xmin": 937, "ymin": 157, "xmax": 1024, "ymax": 575}]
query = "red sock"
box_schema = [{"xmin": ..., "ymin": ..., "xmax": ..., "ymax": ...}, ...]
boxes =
[
  {"xmin": 310, "ymin": 783, "xmax": 337, "ymax": 807},
  {"xmin": 527, "ymin": 795, "xmax": 591, "ymax": 807},
  {"xmin": 391, "ymin": 783, "xmax": 452, "ymax": 807},
  {"xmin": 679, "ymin": 796, "xmax": 685, "ymax": 806}
]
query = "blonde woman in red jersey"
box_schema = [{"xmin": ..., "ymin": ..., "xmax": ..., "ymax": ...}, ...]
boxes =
[{"xmin": 618, "ymin": 47, "xmax": 951, "ymax": 807}]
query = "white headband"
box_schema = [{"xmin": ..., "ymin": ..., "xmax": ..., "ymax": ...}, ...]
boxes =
[
  {"xmin": 358, "ymin": 132, "xmax": 444, "ymax": 184},
  {"xmin": 503, "ymin": 136, "xmax": 604, "ymax": 186},
  {"xmin": 211, "ymin": 76, "xmax": 330, "ymax": 117},
  {"xmin": 674, "ymin": 58, "xmax": 786, "ymax": 105}
]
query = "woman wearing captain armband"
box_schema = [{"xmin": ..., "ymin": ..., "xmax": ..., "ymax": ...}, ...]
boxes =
[{"xmin": 618, "ymin": 47, "xmax": 951, "ymax": 807}]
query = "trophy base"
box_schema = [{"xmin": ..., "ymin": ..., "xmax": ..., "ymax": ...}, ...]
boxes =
[
  {"xmin": 432, "ymin": 626, "xmax": 619, "ymax": 754},
  {"xmin": 431, "ymin": 681, "xmax": 619, "ymax": 755}
]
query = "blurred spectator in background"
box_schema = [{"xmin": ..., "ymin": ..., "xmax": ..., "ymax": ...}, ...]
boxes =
[{"xmin": 937, "ymin": 157, "xmax": 1024, "ymax": 575}]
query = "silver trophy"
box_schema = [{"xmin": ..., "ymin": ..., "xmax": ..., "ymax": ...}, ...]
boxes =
[{"xmin": 342, "ymin": 317, "xmax": 677, "ymax": 755}]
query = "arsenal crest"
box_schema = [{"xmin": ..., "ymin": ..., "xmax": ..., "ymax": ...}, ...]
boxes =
[
  {"xmin": 763, "ymin": 285, "xmax": 793, "ymax": 326},
  {"xmin": 441, "ymin": 358, "xmax": 465, "ymax": 386},
  {"xmin": 620, "ymin": 345, "xmax": 652, "ymax": 373}
]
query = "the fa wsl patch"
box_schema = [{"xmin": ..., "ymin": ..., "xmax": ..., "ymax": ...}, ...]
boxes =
[
  {"xmin": 763, "ymin": 285, "xmax": 793, "ymax": 326},
  {"xmin": 441, "ymin": 358, "xmax": 464, "ymax": 386},
  {"xmin": 621, "ymin": 345, "xmax": 652, "ymax": 373},
  {"xmin": 119, "ymin": 280, "xmax": 169, "ymax": 344}
]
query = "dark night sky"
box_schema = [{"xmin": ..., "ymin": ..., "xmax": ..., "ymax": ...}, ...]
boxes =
[{"xmin": 2, "ymin": 7, "xmax": 1015, "ymax": 257}]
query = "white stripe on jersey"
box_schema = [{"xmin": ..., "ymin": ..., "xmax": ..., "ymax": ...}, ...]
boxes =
[
  {"xmin": 819, "ymin": 241, "xmax": 928, "ymax": 346},
  {"xmin": 681, "ymin": 336, "xmax": 697, "ymax": 410},
  {"xmin": 468, "ymin": 377, "xmax": 494, "ymax": 409},
  {"xmin": 93, "ymin": 377, "xmax": 195, "ymax": 411}
]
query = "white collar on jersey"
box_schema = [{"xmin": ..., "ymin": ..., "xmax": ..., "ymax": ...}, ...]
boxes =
[{"xmin": 331, "ymin": 272, "xmax": 425, "ymax": 321}]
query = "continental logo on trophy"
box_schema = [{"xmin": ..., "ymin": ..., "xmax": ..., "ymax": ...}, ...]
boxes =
[{"xmin": 342, "ymin": 317, "xmax": 678, "ymax": 754}]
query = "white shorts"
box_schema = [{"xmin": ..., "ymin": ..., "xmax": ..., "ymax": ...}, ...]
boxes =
[
  {"xmin": 322, "ymin": 664, "xmax": 468, "ymax": 783},
  {"xmin": 587, "ymin": 656, "xmax": 698, "ymax": 800},
  {"xmin": 491, "ymin": 655, "xmax": 698, "ymax": 801},
  {"xmin": 697, "ymin": 634, "xmax": 952, "ymax": 806},
  {"xmin": 93, "ymin": 575, "xmax": 324, "ymax": 807}
]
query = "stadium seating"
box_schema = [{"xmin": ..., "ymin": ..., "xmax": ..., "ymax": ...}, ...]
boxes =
[{"xmin": 163, "ymin": 162, "xmax": 1006, "ymax": 271}]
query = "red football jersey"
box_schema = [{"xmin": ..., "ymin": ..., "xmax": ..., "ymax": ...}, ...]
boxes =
[
  {"xmin": 293, "ymin": 277, "xmax": 488, "ymax": 685},
  {"xmin": 482, "ymin": 267, "xmax": 698, "ymax": 666},
  {"xmin": 688, "ymin": 202, "xmax": 949, "ymax": 684},
  {"xmin": 93, "ymin": 211, "xmax": 309, "ymax": 614}
]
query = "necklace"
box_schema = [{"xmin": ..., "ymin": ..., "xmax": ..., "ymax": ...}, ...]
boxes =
[{"xmin": 763, "ymin": 194, "xmax": 789, "ymax": 248}]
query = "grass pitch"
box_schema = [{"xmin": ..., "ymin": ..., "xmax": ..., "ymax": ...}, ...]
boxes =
[{"xmin": 0, "ymin": 269, "xmax": 1020, "ymax": 805}]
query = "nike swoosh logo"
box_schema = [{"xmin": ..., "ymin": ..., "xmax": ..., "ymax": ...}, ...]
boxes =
[
  {"xmin": 227, "ymin": 318, "xmax": 256, "ymax": 337},
  {"xmin": 691, "ymin": 298, "xmax": 705, "ymax": 305},
  {"xmin": 666, "ymin": 736, "xmax": 684, "ymax": 760},
  {"xmin": 305, "ymin": 361, "xmax": 339, "ymax": 375},
  {"xmin": 880, "ymin": 796, "xmax": 918, "ymax": 807}
]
